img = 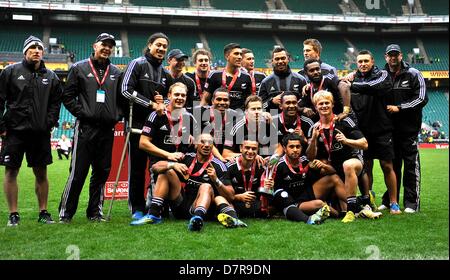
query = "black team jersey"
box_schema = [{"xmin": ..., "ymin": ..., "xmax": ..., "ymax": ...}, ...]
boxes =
[
  {"xmin": 273, "ymin": 155, "xmax": 312, "ymax": 199},
  {"xmin": 204, "ymin": 69, "xmax": 252, "ymax": 110},
  {"xmin": 226, "ymin": 158, "xmax": 265, "ymax": 195},
  {"xmin": 180, "ymin": 153, "xmax": 229, "ymax": 196},
  {"xmin": 190, "ymin": 105, "xmax": 242, "ymax": 154},
  {"xmin": 298, "ymin": 74, "xmax": 343, "ymax": 122},
  {"xmin": 275, "ymin": 113, "xmax": 314, "ymax": 150},
  {"xmin": 186, "ymin": 72, "xmax": 207, "ymax": 103},
  {"xmin": 224, "ymin": 117, "xmax": 278, "ymax": 157},
  {"xmin": 308, "ymin": 117, "xmax": 364, "ymax": 165},
  {"xmin": 141, "ymin": 109, "xmax": 198, "ymax": 164}
]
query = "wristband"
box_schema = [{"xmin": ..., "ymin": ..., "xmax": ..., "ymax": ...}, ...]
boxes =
[
  {"xmin": 215, "ymin": 178, "xmax": 223, "ymax": 186},
  {"xmin": 167, "ymin": 162, "xmax": 175, "ymax": 169}
]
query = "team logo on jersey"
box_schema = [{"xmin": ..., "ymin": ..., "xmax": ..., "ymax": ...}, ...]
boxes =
[
  {"xmin": 256, "ymin": 83, "xmax": 261, "ymax": 87},
  {"xmin": 232, "ymin": 178, "xmax": 238, "ymax": 184},
  {"xmin": 42, "ymin": 78, "xmax": 48, "ymax": 85},
  {"xmin": 142, "ymin": 126, "xmax": 151, "ymax": 134},
  {"xmin": 87, "ymin": 73, "xmax": 94, "ymax": 78},
  {"xmin": 332, "ymin": 142, "xmax": 343, "ymax": 151},
  {"xmin": 17, "ymin": 75, "xmax": 25, "ymax": 80},
  {"xmin": 293, "ymin": 84, "xmax": 299, "ymax": 90},
  {"xmin": 401, "ymin": 80, "xmax": 409, "ymax": 87},
  {"xmin": 110, "ymin": 75, "xmax": 115, "ymax": 81},
  {"xmin": 284, "ymin": 175, "xmax": 291, "ymax": 181},
  {"xmin": 144, "ymin": 73, "xmax": 149, "ymax": 78},
  {"xmin": 270, "ymin": 86, "xmax": 276, "ymax": 91},
  {"xmin": 160, "ymin": 125, "xmax": 168, "ymax": 131},
  {"xmin": 162, "ymin": 78, "xmax": 166, "ymax": 85},
  {"xmin": 241, "ymin": 83, "xmax": 247, "ymax": 89}
]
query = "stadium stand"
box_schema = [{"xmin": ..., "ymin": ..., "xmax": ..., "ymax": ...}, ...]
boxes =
[
  {"xmin": 423, "ymin": 89, "xmax": 449, "ymax": 135},
  {"xmin": 353, "ymin": 0, "xmax": 404, "ymax": 16},
  {"xmin": 421, "ymin": 0, "xmax": 449, "ymax": 15},
  {"xmin": 418, "ymin": 35, "xmax": 448, "ymax": 71},
  {"xmin": 209, "ymin": 0, "xmax": 268, "ymax": 11},
  {"xmin": 129, "ymin": 0, "xmax": 190, "ymax": 8},
  {"xmin": 79, "ymin": 0, "xmax": 106, "ymax": 4},
  {"xmin": 0, "ymin": 26, "xmax": 43, "ymax": 53},
  {"xmin": 205, "ymin": 31, "xmax": 275, "ymax": 68},
  {"xmin": 283, "ymin": 0, "xmax": 341, "ymax": 14}
]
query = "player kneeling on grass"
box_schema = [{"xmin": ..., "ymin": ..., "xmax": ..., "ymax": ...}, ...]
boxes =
[
  {"xmin": 272, "ymin": 133, "xmax": 346, "ymax": 225},
  {"xmin": 131, "ymin": 134, "xmax": 245, "ymax": 231},
  {"xmin": 306, "ymin": 90, "xmax": 382, "ymax": 223}
]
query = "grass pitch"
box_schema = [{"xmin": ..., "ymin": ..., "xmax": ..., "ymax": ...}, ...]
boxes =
[{"xmin": 0, "ymin": 149, "xmax": 448, "ymax": 260}]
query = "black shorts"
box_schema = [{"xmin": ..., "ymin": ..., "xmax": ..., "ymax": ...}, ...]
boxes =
[
  {"xmin": 332, "ymin": 157, "xmax": 364, "ymax": 181},
  {"xmin": 365, "ymin": 133, "xmax": 394, "ymax": 161},
  {"xmin": 0, "ymin": 131, "xmax": 52, "ymax": 168},
  {"xmin": 273, "ymin": 185, "xmax": 316, "ymax": 210}
]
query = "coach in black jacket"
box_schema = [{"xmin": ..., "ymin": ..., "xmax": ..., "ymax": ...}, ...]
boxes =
[
  {"xmin": 346, "ymin": 50, "xmax": 401, "ymax": 214},
  {"xmin": 0, "ymin": 35, "xmax": 62, "ymax": 226},
  {"xmin": 382, "ymin": 44, "xmax": 428, "ymax": 212},
  {"xmin": 59, "ymin": 33, "xmax": 122, "ymax": 222}
]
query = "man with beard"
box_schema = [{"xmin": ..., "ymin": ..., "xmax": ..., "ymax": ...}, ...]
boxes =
[
  {"xmin": 203, "ymin": 43, "xmax": 252, "ymax": 110},
  {"xmin": 343, "ymin": 50, "xmax": 401, "ymax": 215},
  {"xmin": 258, "ymin": 47, "xmax": 307, "ymax": 114},
  {"xmin": 299, "ymin": 58, "xmax": 351, "ymax": 122},
  {"xmin": 131, "ymin": 134, "xmax": 243, "ymax": 231},
  {"xmin": 381, "ymin": 44, "xmax": 428, "ymax": 213},
  {"xmin": 59, "ymin": 33, "xmax": 121, "ymax": 223},
  {"xmin": 273, "ymin": 133, "xmax": 344, "ymax": 224},
  {"xmin": 1, "ymin": 35, "xmax": 62, "ymax": 226},
  {"xmin": 241, "ymin": 48, "xmax": 266, "ymax": 95},
  {"xmin": 120, "ymin": 32, "xmax": 173, "ymax": 220},
  {"xmin": 186, "ymin": 49, "xmax": 211, "ymax": 106},
  {"xmin": 306, "ymin": 91, "xmax": 382, "ymax": 222},
  {"xmin": 167, "ymin": 49, "xmax": 197, "ymax": 110}
]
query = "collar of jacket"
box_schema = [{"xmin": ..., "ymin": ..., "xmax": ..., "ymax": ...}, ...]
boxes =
[
  {"xmin": 90, "ymin": 53, "xmax": 110, "ymax": 71},
  {"xmin": 22, "ymin": 58, "xmax": 47, "ymax": 74},
  {"xmin": 274, "ymin": 65, "xmax": 292, "ymax": 78},
  {"xmin": 383, "ymin": 60, "xmax": 410, "ymax": 75},
  {"xmin": 145, "ymin": 52, "xmax": 163, "ymax": 68}
]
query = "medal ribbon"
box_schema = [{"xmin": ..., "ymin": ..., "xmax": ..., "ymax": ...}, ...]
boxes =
[
  {"xmin": 280, "ymin": 111, "xmax": 301, "ymax": 134},
  {"xmin": 319, "ymin": 116, "xmax": 335, "ymax": 161},
  {"xmin": 88, "ymin": 58, "xmax": 110, "ymax": 89},
  {"xmin": 250, "ymin": 70, "xmax": 256, "ymax": 95},
  {"xmin": 195, "ymin": 72, "xmax": 208, "ymax": 99},
  {"xmin": 166, "ymin": 109, "xmax": 183, "ymax": 151},
  {"xmin": 222, "ymin": 69, "xmax": 239, "ymax": 92},
  {"xmin": 187, "ymin": 153, "xmax": 214, "ymax": 177},
  {"xmin": 283, "ymin": 155, "xmax": 309, "ymax": 175},
  {"xmin": 238, "ymin": 155, "xmax": 256, "ymax": 192}
]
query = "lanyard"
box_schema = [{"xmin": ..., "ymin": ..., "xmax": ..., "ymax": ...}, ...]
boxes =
[
  {"xmin": 210, "ymin": 107, "xmax": 226, "ymax": 135},
  {"xmin": 280, "ymin": 112, "xmax": 301, "ymax": 134},
  {"xmin": 195, "ymin": 72, "xmax": 208, "ymax": 99},
  {"xmin": 88, "ymin": 58, "xmax": 110, "ymax": 89},
  {"xmin": 222, "ymin": 69, "xmax": 239, "ymax": 92},
  {"xmin": 319, "ymin": 116, "xmax": 335, "ymax": 161},
  {"xmin": 283, "ymin": 155, "xmax": 308, "ymax": 175},
  {"xmin": 187, "ymin": 153, "xmax": 213, "ymax": 177},
  {"xmin": 249, "ymin": 70, "xmax": 256, "ymax": 95},
  {"xmin": 309, "ymin": 77, "xmax": 324, "ymax": 105},
  {"xmin": 166, "ymin": 109, "xmax": 183, "ymax": 151},
  {"xmin": 238, "ymin": 156, "xmax": 256, "ymax": 192}
]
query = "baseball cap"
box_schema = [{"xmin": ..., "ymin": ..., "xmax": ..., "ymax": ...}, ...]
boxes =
[
  {"xmin": 95, "ymin": 33, "xmax": 116, "ymax": 46},
  {"xmin": 23, "ymin": 35, "xmax": 44, "ymax": 54},
  {"xmin": 385, "ymin": 44, "xmax": 401, "ymax": 54},
  {"xmin": 168, "ymin": 49, "xmax": 188, "ymax": 60}
]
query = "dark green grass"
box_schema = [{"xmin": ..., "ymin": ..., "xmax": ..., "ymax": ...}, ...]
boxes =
[{"xmin": 0, "ymin": 149, "xmax": 448, "ymax": 260}]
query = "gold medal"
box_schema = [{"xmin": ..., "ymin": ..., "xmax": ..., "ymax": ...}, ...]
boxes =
[{"xmin": 245, "ymin": 202, "xmax": 251, "ymax": 208}]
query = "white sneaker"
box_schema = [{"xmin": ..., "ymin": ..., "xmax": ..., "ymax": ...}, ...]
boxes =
[
  {"xmin": 404, "ymin": 207, "xmax": 416, "ymax": 213},
  {"xmin": 377, "ymin": 204, "xmax": 388, "ymax": 211}
]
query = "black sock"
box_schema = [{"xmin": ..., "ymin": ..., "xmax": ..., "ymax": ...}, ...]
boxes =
[
  {"xmin": 10, "ymin": 212, "xmax": 19, "ymax": 216},
  {"xmin": 360, "ymin": 195, "xmax": 370, "ymax": 206},
  {"xmin": 347, "ymin": 196, "xmax": 359, "ymax": 213},
  {"xmin": 284, "ymin": 205, "xmax": 309, "ymax": 223},
  {"xmin": 148, "ymin": 197, "xmax": 164, "ymax": 217},
  {"xmin": 217, "ymin": 203, "xmax": 238, "ymax": 218},
  {"xmin": 39, "ymin": 210, "xmax": 48, "ymax": 215},
  {"xmin": 193, "ymin": 206, "xmax": 207, "ymax": 219}
]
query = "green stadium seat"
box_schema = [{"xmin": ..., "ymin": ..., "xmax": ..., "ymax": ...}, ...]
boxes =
[
  {"xmin": 283, "ymin": 0, "xmax": 341, "ymax": 14},
  {"xmin": 209, "ymin": 0, "xmax": 267, "ymax": 11},
  {"xmin": 129, "ymin": 0, "xmax": 190, "ymax": 8},
  {"xmin": 423, "ymin": 89, "xmax": 449, "ymax": 135}
]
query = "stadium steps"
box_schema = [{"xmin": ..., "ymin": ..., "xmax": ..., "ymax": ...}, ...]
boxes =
[
  {"xmin": 209, "ymin": 0, "xmax": 268, "ymax": 11},
  {"xmin": 423, "ymin": 89, "xmax": 449, "ymax": 135}
]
